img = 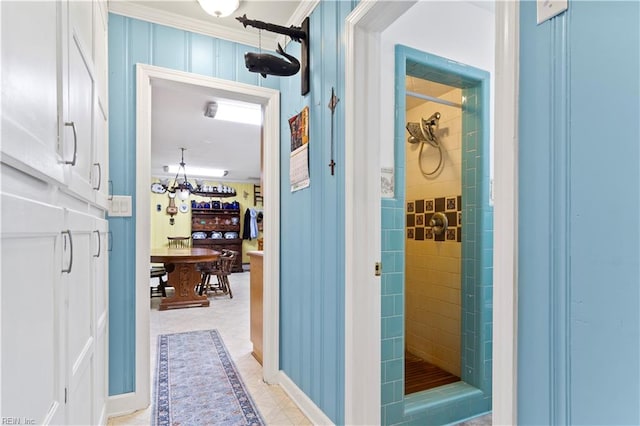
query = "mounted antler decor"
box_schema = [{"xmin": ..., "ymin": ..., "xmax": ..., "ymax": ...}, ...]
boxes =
[{"xmin": 236, "ymin": 14, "xmax": 310, "ymax": 95}]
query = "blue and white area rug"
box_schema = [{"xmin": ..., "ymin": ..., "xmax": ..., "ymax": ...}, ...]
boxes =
[{"xmin": 153, "ymin": 329, "xmax": 264, "ymax": 426}]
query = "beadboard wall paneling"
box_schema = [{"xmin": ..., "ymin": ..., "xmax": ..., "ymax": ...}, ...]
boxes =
[
  {"xmin": 278, "ymin": 1, "xmax": 356, "ymax": 423},
  {"xmin": 518, "ymin": 2, "xmax": 640, "ymax": 424},
  {"xmin": 107, "ymin": 13, "xmax": 276, "ymax": 396}
]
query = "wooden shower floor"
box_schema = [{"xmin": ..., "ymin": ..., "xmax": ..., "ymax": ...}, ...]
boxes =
[{"xmin": 405, "ymin": 352, "xmax": 460, "ymax": 394}]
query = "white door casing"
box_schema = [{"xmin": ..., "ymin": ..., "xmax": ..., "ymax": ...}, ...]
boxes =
[
  {"xmin": 117, "ymin": 64, "xmax": 281, "ymax": 415},
  {"xmin": 344, "ymin": 1, "xmax": 518, "ymax": 424}
]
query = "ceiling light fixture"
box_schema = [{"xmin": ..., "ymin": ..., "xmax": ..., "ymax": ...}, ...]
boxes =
[
  {"xmin": 161, "ymin": 148, "xmax": 207, "ymax": 200},
  {"xmin": 166, "ymin": 164, "xmax": 227, "ymax": 179},
  {"xmin": 197, "ymin": 0, "xmax": 239, "ymax": 18},
  {"xmin": 204, "ymin": 99, "xmax": 261, "ymax": 126},
  {"xmin": 204, "ymin": 101, "xmax": 218, "ymax": 118}
]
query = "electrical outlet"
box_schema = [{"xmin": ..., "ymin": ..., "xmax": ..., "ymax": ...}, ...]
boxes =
[{"xmin": 537, "ymin": 0, "xmax": 568, "ymax": 24}]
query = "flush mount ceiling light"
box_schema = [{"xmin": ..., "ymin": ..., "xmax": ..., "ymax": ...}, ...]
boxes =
[
  {"xmin": 197, "ymin": 0, "xmax": 239, "ymax": 18},
  {"xmin": 204, "ymin": 99, "xmax": 261, "ymax": 126},
  {"xmin": 165, "ymin": 164, "xmax": 227, "ymax": 179},
  {"xmin": 204, "ymin": 101, "xmax": 218, "ymax": 118}
]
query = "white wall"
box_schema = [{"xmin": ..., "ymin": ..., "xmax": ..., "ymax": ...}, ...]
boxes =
[{"xmin": 380, "ymin": 1, "xmax": 495, "ymax": 182}]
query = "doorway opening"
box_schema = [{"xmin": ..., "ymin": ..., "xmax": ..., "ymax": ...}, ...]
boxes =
[
  {"xmin": 380, "ymin": 45, "xmax": 493, "ymax": 425},
  {"xmin": 133, "ymin": 64, "xmax": 281, "ymax": 411},
  {"xmin": 404, "ymin": 75, "xmax": 463, "ymax": 394}
]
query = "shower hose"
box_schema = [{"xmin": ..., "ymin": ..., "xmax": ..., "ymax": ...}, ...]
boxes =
[{"xmin": 418, "ymin": 138, "xmax": 443, "ymax": 177}]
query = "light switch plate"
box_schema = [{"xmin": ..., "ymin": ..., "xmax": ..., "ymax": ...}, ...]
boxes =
[
  {"xmin": 537, "ymin": 0, "xmax": 568, "ymax": 24},
  {"xmin": 109, "ymin": 195, "xmax": 133, "ymax": 217}
]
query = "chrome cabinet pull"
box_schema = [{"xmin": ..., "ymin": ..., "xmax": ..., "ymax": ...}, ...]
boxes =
[
  {"xmin": 63, "ymin": 122, "xmax": 78, "ymax": 166},
  {"xmin": 93, "ymin": 230, "xmax": 101, "ymax": 258},
  {"xmin": 62, "ymin": 230, "xmax": 73, "ymax": 273},
  {"xmin": 93, "ymin": 163, "xmax": 102, "ymax": 190}
]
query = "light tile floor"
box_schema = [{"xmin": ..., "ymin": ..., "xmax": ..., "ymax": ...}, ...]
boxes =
[{"xmin": 108, "ymin": 271, "xmax": 311, "ymax": 426}]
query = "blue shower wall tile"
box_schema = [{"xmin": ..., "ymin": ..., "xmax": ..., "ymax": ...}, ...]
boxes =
[
  {"xmin": 387, "ymin": 229, "xmax": 404, "ymax": 251},
  {"xmin": 383, "ymin": 316, "xmax": 403, "ymax": 339},
  {"xmin": 385, "ymin": 358, "xmax": 403, "ymax": 382},
  {"xmin": 382, "ymin": 338, "xmax": 395, "ymax": 360},
  {"xmin": 382, "ymin": 295, "xmax": 396, "ymax": 317},
  {"xmin": 394, "ymin": 295, "xmax": 404, "ymax": 316},
  {"xmin": 382, "ymin": 382, "xmax": 396, "ymax": 405}
]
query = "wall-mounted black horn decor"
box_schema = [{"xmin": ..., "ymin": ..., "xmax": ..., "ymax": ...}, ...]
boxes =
[{"xmin": 236, "ymin": 14, "xmax": 310, "ymax": 96}]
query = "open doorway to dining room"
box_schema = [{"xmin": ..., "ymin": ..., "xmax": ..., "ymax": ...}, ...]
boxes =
[{"xmin": 133, "ymin": 64, "xmax": 282, "ymax": 410}]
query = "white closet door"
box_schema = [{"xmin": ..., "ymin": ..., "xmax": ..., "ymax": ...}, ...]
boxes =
[
  {"xmin": 65, "ymin": 209, "xmax": 95, "ymax": 425},
  {"xmin": 1, "ymin": 194, "xmax": 65, "ymax": 425},
  {"xmin": 93, "ymin": 218, "xmax": 109, "ymax": 425}
]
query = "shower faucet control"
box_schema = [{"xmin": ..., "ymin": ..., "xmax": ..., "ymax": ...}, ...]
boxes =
[{"xmin": 429, "ymin": 212, "xmax": 448, "ymax": 236}]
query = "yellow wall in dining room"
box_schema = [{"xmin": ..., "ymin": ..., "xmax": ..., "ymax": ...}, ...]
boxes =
[{"xmin": 149, "ymin": 179, "xmax": 263, "ymax": 264}]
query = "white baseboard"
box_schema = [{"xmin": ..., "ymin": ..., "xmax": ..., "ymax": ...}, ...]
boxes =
[
  {"xmin": 277, "ymin": 371, "xmax": 334, "ymax": 426},
  {"xmin": 107, "ymin": 392, "xmax": 149, "ymax": 419}
]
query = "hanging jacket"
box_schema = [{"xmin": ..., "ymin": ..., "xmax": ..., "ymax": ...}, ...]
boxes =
[
  {"xmin": 242, "ymin": 208, "xmax": 252, "ymax": 240},
  {"xmin": 249, "ymin": 209, "xmax": 258, "ymax": 239}
]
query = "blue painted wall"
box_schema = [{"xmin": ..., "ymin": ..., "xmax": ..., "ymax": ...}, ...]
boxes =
[
  {"xmin": 518, "ymin": 2, "xmax": 639, "ymax": 424},
  {"xmin": 278, "ymin": 1, "xmax": 356, "ymax": 423},
  {"xmin": 107, "ymin": 14, "xmax": 277, "ymax": 396}
]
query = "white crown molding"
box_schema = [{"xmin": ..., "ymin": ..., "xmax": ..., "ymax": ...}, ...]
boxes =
[
  {"xmin": 108, "ymin": 1, "xmax": 277, "ymax": 49},
  {"xmin": 287, "ymin": 0, "xmax": 319, "ymax": 27},
  {"xmin": 277, "ymin": 0, "xmax": 319, "ymax": 47}
]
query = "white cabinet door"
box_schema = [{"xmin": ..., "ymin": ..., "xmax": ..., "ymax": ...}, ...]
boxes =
[
  {"xmin": 68, "ymin": 0, "xmax": 93, "ymax": 65},
  {"xmin": 93, "ymin": 218, "xmax": 109, "ymax": 425},
  {"xmin": 93, "ymin": 0, "xmax": 108, "ymax": 109},
  {"xmin": 0, "ymin": 1, "xmax": 64, "ymax": 183},
  {"xmin": 63, "ymin": 33, "xmax": 95, "ymax": 202},
  {"xmin": 65, "ymin": 209, "xmax": 96, "ymax": 425},
  {"xmin": 1, "ymin": 193, "xmax": 66, "ymax": 425},
  {"xmin": 93, "ymin": 101, "xmax": 109, "ymax": 209}
]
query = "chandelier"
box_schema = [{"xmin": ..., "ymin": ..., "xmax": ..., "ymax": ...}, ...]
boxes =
[{"xmin": 165, "ymin": 148, "xmax": 201, "ymax": 200}]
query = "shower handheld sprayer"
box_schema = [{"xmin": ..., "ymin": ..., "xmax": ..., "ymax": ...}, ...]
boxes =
[{"xmin": 406, "ymin": 112, "xmax": 443, "ymax": 177}]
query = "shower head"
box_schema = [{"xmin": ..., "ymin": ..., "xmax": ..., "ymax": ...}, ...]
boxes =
[
  {"xmin": 422, "ymin": 112, "xmax": 441, "ymax": 127},
  {"xmin": 406, "ymin": 112, "xmax": 441, "ymax": 146},
  {"xmin": 406, "ymin": 122, "xmax": 424, "ymax": 144}
]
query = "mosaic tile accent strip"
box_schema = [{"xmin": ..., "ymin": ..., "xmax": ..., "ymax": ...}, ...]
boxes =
[{"xmin": 406, "ymin": 195, "xmax": 462, "ymax": 243}]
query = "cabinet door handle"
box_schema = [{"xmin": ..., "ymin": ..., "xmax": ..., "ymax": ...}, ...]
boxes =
[
  {"xmin": 93, "ymin": 230, "xmax": 101, "ymax": 258},
  {"xmin": 63, "ymin": 122, "xmax": 78, "ymax": 166},
  {"xmin": 62, "ymin": 230, "xmax": 73, "ymax": 273},
  {"xmin": 93, "ymin": 163, "xmax": 102, "ymax": 190},
  {"xmin": 108, "ymin": 231, "xmax": 113, "ymax": 252}
]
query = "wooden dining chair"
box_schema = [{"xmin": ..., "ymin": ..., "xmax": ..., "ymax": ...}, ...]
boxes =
[
  {"xmin": 167, "ymin": 236, "xmax": 191, "ymax": 248},
  {"xmin": 197, "ymin": 249, "xmax": 237, "ymax": 298},
  {"xmin": 150, "ymin": 265, "xmax": 167, "ymax": 297}
]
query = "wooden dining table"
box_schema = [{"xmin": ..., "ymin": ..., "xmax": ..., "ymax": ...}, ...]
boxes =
[{"xmin": 151, "ymin": 247, "xmax": 220, "ymax": 310}]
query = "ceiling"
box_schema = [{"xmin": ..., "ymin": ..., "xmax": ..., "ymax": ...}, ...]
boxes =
[
  {"xmin": 126, "ymin": 0, "xmax": 301, "ymax": 36},
  {"xmin": 151, "ymin": 79, "xmax": 263, "ymax": 182},
  {"xmin": 111, "ymin": 0, "xmax": 305, "ymax": 183}
]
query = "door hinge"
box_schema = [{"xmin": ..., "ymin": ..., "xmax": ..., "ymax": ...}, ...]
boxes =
[{"xmin": 375, "ymin": 262, "xmax": 382, "ymax": 276}]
